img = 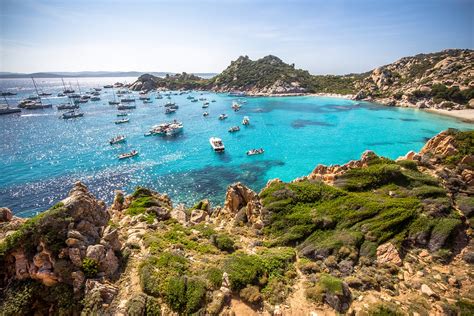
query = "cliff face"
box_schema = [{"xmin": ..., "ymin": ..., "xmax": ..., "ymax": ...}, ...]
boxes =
[
  {"xmin": 1, "ymin": 130, "xmax": 473, "ymax": 315},
  {"xmin": 355, "ymin": 49, "xmax": 474, "ymax": 109}
]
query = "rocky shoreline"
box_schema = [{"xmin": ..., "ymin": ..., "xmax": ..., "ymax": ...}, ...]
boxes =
[{"xmin": 0, "ymin": 129, "xmax": 473, "ymax": 315}]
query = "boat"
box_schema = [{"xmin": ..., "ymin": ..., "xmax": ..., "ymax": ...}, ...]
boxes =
[
  {"xmin": 246, "ymin": 148, "xmax": 264, "ymax": 156},
  {"xmin": 0, "ymin": 104, "xmax": 21, "ymax": 115},
  {"xmin": 103, "ymin": 84, "xmax": 113, "ymax": 89},
  {"xmin": 61, "ymin": 110, "xmax": 84, "ymax": 119},
  {"xmin": 218, "ymin": 114, "xmax": 228, "ymax": 120},
  {"xmin": 232, "ymin": 102, "xmax": 241, "ymax": 111},
  {"xmin": 69, "ymin": 94, "xmax": 81, "ymax": 99},
  {"xmin": 187, "ymin": 96, "xmax": 194, "ymax": 99},
  {"xmin": 118, "ymin": 150, "xmax": 138, "ymax": 160},
  {"xmin": 203, "ymin": 112, "xmax": 209, "ymax": 117},
  {"xmin": 202, "ymin": 103, "xmax": 209, "ymax": 108},
  {"xmin": 1, "ymin": 92, "xmax": 17, "ymax": 96},
  {"xmin": 117, "ymin": 112, "xmax": 128, "ymax": 117},
  {"xmin": 118, "ymin": 104, "xmax": 136, "ymax": 110},
  {"xmin": 109, "ymin": 101, "xmax": 120, "ymax": 105},
  {"xmin": 211, "ymin": 99, "xmax": 216, "ymax": 102},
  {"xmin": 228, "ymin": 91, "xmax": 246, "ymax": 97},
  {"xmin": 242, "ymin": 116, "xmax": 250, "ymax": 125},
  {"xmin": 165, "ymin": 101, "xmax": 176, "ymax": 106},
  {"xmin": 57, "ymin": 93, "xmax": 66, "ymax": 97},
  {"xmin": 139, "ymin": 96, "xmax": 150, "ymax": 100},
  {"xmin": 121, "ymin": 97, "xmax": 135, "ymax": 103},
  {"xmin": 156, "ymin": 95, "xmax": 163, "ymax": 99},
  {"xmin": 165, "ymin": 108, "xmax": 176, "ymax": 114},
  {"xmin": 209, "ymin": 137, "xmax": 225, "ymax": 152},
  {"xmin": 18, "ymin": 100, "xmax": 52, "ymax": 109},
  {"xmin": 57, "ymin": 104, "xmax": 79, "ymax": 110},
  {"xmin": 91, "ymin": 96, "xmax": 101, "ymax": 101},
  {"xmin": 228, "ymin": 126, "xmax": 240, "ymax": 133},
  {"xmin": 38, "ymin": 92, "xmax": 52, "ymax": 97},
  {"xmin": 94, "ymin": 88, "xmax": 102, "ymax": 92},
  {"xmin": 115, "ymin": 118, "xmax": 129, "ymax": 124},
  {"xmin": 109, "ymin": 135, "xmax": 126, "ymax": 145},
  {"xmin": 191, "ymin": 99, "xmax": 198, "ymax": 103},
  {"xmin": 147, "ymin": 120, "xmax": 183, "ymax": 136},
  {"xmin": 143, "ymin": 100, "xmax": 153, "ymax": 104}
]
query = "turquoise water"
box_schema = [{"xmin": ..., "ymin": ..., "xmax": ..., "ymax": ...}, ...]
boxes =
[{"xmin": 0, "ymin": 77, "xmax": 472, "ymax": 217}]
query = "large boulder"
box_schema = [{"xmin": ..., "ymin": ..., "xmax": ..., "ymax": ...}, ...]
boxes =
[
  {"xmin": 376, "ymin": 242, "xmax": 402, "ymax": 266},
  {"xmin": 0, "ymin": 207, "xmax": 13, "ymax": 222}
]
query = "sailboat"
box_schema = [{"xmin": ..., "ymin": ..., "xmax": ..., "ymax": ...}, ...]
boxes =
[
  {"xmin": 20, "ymin": 77, "xmax": 53, "ymax": 109},
  {"xmin": 0, "ymin": 95, "xmax": 21, "ymax": 115},
  {"xmin": 62, "ymin": 78, "xmax": 75, "ymax": 94},
  {"xmin": 109, "ymin": 89, "xmax": 120, "ymax": 105}
]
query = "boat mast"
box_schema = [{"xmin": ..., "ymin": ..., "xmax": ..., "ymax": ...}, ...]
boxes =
[
  {"xmin": 61, "ymin": 78, "xmax": 67, "ymax": 91},
  {"xmin": 31, "ymin": 77, "xmax": 43, "ymax": 105},
  {"xmin": 76, "ymin": 80, "xmax": 82, "ymax": 95},
  {"xmin": 3, "ymin": 95, "xmax": 9, "ymax": 109}
]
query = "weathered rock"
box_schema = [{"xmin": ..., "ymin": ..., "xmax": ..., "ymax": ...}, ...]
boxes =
[
  {"xmin": 0, "ymin": 207, "xmax": 13, "ymax": 222},
  {"xmin": 323, "ymin": 281, "xmax": 352, "ymax": 313},
  {"xmin": 421, "ymin": 284, "xmax": 439, "ymax": 299},
  {"xmin": 147, "ymin": 206, "xmax": 171, "ymax": 221},
  {"xmin": 171, "ymin": 204, "xmax": 188, "ymax": 224},
  {"xmin": 376, "ymin": 243, "xmax": 402, "ymax": 266},
  {"xmin": 190, "ymin": 209, "xmax": 208, "ymax": 224},
  {"xmin": 84, "ymin": 279, "xmax": 119, "ymax": 305}
]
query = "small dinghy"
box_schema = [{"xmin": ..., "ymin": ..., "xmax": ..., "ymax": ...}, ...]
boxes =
[
  {"xmin": 209, "ymin": 137, "xmax": 225, "ymax": 152},
  {"xmin": 242, "ymin": 116, "xmax": 250, "ymax": 125},
  {"xmin": 110, "ymin": 135, "xmax": 126, "ymax": 145},
  {"xmin": 218, "ymin": 114, "xmax": 228, "ymax": 120},
  {"xmin": 247, "ymin": 148, "xmax": 264, "ymax": 156},
  {"xmin": 115, "ymin": 118, "xmax": 129, "ymax": 124},
  {"xmin": 228, "ymin": 126, "xmax": 240, "ymax": 133},
  {"xmin": 118, "ymin": 150, "xmax": 138, "ymax": 160}
]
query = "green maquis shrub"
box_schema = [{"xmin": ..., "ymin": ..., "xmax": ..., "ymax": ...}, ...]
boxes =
[
  {"xmin": 82, "ymin": 257, "xmax": 99, "ymax": 278},
  {"xmin": 224, "ymin": 253, "xmax": 263, "ymax": 291},
  {"xmin": 396, "ymin": 159, "xmax": 418, "ymax": 170},
  {"xmin": 213, "ymin": 234, "xmax": 235, "ymax": 252},
  {"xmin": 163, "ymin": 276, "xmax": 187, "ymax": 313},
  {"xmin": 337, "ymin": 163, "xmax": 404, "ymax": 191},
  {"xmin": 185, "ymin": 278, "xmax": 207, "ymax": 314},
  {"xmin": 306, "ymin": 273, "xmax": 344, "ymax": 303},
  {"xmin": 239, "ymin": 285, "xmax": 262, "ymax": 305},
  {"xmin": 205, "ymin": 267, "xmax": 223, "ymax": 289},
  {"xmin": 163, "ymin": 277, "xmax": 207, "ymax": 314}
]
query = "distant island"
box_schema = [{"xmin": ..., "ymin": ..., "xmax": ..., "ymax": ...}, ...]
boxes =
[
  {"xmin": 0, "ymin": 71, "xmax": 217, "ymax": 79},
  {"xmin": 130, "ymin": 49, "xmax": 474, "ymax": 114}
]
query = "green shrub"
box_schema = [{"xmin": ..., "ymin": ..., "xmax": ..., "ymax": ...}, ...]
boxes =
[
  {"xmin": 239, "ymin": 285, "xmax": 262, "ymax": 305},
  {"xmin": 224, "ymin": 253, "xmax": 263, "ymax": 291},
  {"xmin": 205, "ymin": 267, "xmax": 223, "ymax": 289},
  {"xmin": 82, "ymin": 258, "xmax": 99, "ymax": 278},
  {"xmin": 185, "ymin": 278, "xmax": 207, "ymax": 313},
  {"xmin": 367, "ymin": 303, "xmax": 404, "ymax": 316},
  {"xmin": 163, "ymin": 276, "xmax": 187, "ymax": 313},
  {"xmin": 214, "ymin": 234, "xmax": 235, "ymax": 252}
]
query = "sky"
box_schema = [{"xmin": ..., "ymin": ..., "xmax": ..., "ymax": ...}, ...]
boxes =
[{"xmin": 0, "ymin": 0, "xmax": 472, "ymax": 75}]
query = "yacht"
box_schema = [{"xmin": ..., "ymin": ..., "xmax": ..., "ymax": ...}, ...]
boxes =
[
  {"xmin": 118, "ymin": 104, "xmax": 136, "ymax": 110},
  {"xmin": 110, "ymin": 135, "xmax": 126, "ymax": 145},
  {"xmin": 118, "ymin": 150, "xmax": 138, "ymax": 159},
  {"xmin": 0, "ymin": 104, "xmax": 21, "ymax": 115},
  {"xmin": 228, "ymin": 126, "xmax": 240, "ymax": 133},
  {"xmin": 147, "ymin": 121, "xmax": 183, "ymax": 136},
  {"xmin": 115, "ymin": 118, "xmax": 129, "ymax": 124},
  {"xmin": 57, "ymin": 104, "xmax": 79, "ymax": 110},
  {"xmin": 209, "ymin": 137, "xmax": 225, "ymax": 152},
  {"xmin": 61, "ymin": 110, "xmax": 84, "ymax": 119},
  {"xmin": 242, "ymin": 116, "xmax": 250, "ymax": 125},
  {"xmin": 218, "ymin": 114, "xmax": 228, "ymax": 120},
  {"xmin": 247, "ymin": 148, "xmax": 264, "ymax": 156}
]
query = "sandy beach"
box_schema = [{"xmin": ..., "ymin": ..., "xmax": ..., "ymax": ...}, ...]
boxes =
[{"xmin": 424, "ymin": 108, "xmax": 474, "ymax": 124}]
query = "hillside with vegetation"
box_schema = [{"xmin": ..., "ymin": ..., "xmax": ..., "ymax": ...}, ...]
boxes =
[{"xmin": 0, "ymin": 129, "xmax": 473, "ymax": 315}]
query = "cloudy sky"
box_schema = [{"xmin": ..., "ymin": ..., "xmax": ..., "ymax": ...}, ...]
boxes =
[{"xmin": 0, "ymin": 0, "xmax": 472, "ymax": 74}]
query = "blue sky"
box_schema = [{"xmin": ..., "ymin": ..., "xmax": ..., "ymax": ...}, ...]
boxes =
[{"xmin": 0, "ymin": 0, "xmax": 472, "ymax": 74}]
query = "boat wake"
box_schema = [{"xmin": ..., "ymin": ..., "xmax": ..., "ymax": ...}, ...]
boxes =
[{"xmin": 21, "ymin": 113, "xmax": 54, "ymax": 117}]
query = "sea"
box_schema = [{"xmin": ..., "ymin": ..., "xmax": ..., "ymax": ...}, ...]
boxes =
[{"xmin": 0, "ymin": 77, "xmax": 472, "ymax": 217}]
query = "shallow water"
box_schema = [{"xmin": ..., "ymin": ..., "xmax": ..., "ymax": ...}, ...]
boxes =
[{"xmin": 0, "ymin": 77, "xmax": 471, "ymax": 217}]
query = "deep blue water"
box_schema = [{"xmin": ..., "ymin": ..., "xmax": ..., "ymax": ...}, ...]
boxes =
[{"xmin": 0, "ymin": 77, "xmax": 472, "ymax": 217}]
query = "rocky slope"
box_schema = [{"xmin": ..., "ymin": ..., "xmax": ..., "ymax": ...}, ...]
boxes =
[
  {"xmin": 354, "ymin": 49, "xmax": 474, "ymax": 110},
  {"xmin": 129, "ymin": 72, "xmax": 207, "ymax": 92},
  {"xmin": 0, "ymin": 129, "xmax": 473, "ymax": 315}
]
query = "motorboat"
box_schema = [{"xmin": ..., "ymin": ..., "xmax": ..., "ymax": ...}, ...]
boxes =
[
  {"xmin": 247, "ymin": 148, "xmax": 264, "ymax": 156},
  {"xmin": 143, "ymin": 100, "xmax": 153, "ymax": 104},
  {"xmin": 118, "ymin": 150, "xmax": 138, "ymax": 160},
  {"xmin": 165, "ymin": 101, "xmax": 176, "ymax": 107},
  {"xmin": 94, "ymin": 88, "xmax": 102, "ymax": 92},
  {"xmin": 115, "ymin": 118, "xmax": 129, "ymax": 124},
  {"xmin": 242, "ymin": 116, "xmax": 250, "ymax": 125},
  {"xmin": 117, "ymin": 112, "xmax": 128, "ymax": 117},
  {"xmin": 209, "ymin": 137, "xmax": 225, "ymax": 152},
  {"xmin": 18, "ymin": 100, "xmax": 53, "ymax": 109},
  {"xmin": 90, "ymin": 96, "xmax": 101, "ymax": 101},
  {"xmin": 57, "ymin": 93, "xmax": 66, "ymax": 97},
  {"xmin": 69, "ymin": 94, "xmax": 81, "ymax": 99},
  {"xmin": 109, "ymin": 101, "xmax": 120, "ymax": 105},
  {"xmin": 228, "ymin": 126, "xmax": 240, "ymax": 133},
  {"xmin": 165, "ymin": 108, "xmax": 176, "ymax": 114},
  {"xmin": 139, "ymin": 96, "xmax": 150, "ymax": 100},
  {"xmin": 118, "ymin": 104, "xmax": 136, "ymax": 110},
  {"xmin": 187, "ymin": 96, "xmax": 194, "ymax": 99},
  {"xmin": 121, "ymin": 97, "xmax": 135, "ymax": 103},
  {"xmin": 191, "ymin": 99, "xmax": 198, "ymax": 103},
  {"xmin": 232, "ymin": 102, "xmax": 241, "ymax": 111},
  {"xmin": 110, "ymin": 135, "xmax": 126, "ymax": 145},
  {"xmin": 211, "ymin": 99, "xmax": 216, "ymax": 102},
  {"xmin": 103, "ymin": 84, "xmax": 113, "ymax": 89},
  {"xmin": 61, "ymin": 110, "xmax": 84, "ymax": 119},
  {"xmin": 202, "ymin": 103, "xmax": 209, "ymax": 108},
  {"xmin": 203, "ymin": 112, "xmax": 209, "ymax": 117},
  {"xmin": 147, "ymin": 120, "xmax": 183, "ymax": 136},
  {"xmin": 57, "ymin": 104, "xmax": 79, "ymax": 110},
  {"xmin": 228, "ymin": 91, "xmax": 246, "ymax": 97},
  {"xmin": 38, "ymin": 92, "xmax": 52, "ymax": 97},
  {"xmin": 218, "ymin": 114, "xmax": 228, "ymax": 120}
]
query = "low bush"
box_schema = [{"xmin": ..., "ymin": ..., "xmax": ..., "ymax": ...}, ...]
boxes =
[{"xmin": 82, "ymin": 258, "xmax": 99, "ymax": 278}]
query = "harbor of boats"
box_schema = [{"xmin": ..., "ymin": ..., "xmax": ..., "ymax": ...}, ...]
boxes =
[{"xmin": 1, "ymin": 80, "xmax": 265, "ymax": 158}]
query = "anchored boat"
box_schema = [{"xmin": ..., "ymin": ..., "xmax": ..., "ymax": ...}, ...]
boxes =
[
  {"xmin": 115, "ymin": 118, "xmax": 129, "ymax": 124},
  {"xmin": 118, "ymin": 104, "xmax": 136, "ymax": 110},
  {"xmin": 228, "ymin": 126, "xmax": 240, "ymax": 133},
  {"xmin": 247, "ymin": 148, "xmax": 264, "ymax": 156},
  {"xmin": 209, "ymin": 137, "xmax": 225, "ymax": 152},
  {"xmin": 110, "ymin": 135, "xmax": 126, "ymax": 145},
  {"xmin": 61, "ymin": 110, "xmax": 84, "ymax": 119},
  {"xmin": 242, "ymin": 116, "xmax": 250, "ymax": 125},
  {"xmin": 118, "ymin": 150, "xmax": 138, "ymax": 160}
]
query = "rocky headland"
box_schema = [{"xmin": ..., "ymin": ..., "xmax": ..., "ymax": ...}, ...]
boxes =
[
  {"xmin": 129, "ymin": 49, "xmax": 474, "ymax": 116},
  {"xmin": 0, "ymin": 129, "xmax": 473, "ymax": 315}
]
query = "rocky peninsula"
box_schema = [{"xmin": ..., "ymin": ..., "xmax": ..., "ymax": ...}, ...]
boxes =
[
  {"xmin": 0, "ymin": 129, "xmax": 473, "ymax": 315},
  {"xmin": 129, "ymin": 49, "xmax": 474, "ymax": 118}
]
